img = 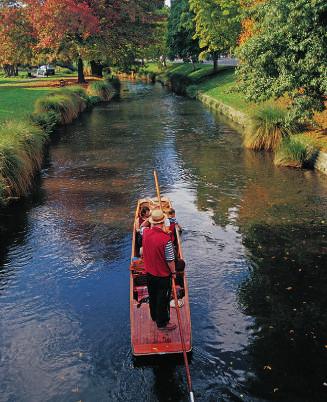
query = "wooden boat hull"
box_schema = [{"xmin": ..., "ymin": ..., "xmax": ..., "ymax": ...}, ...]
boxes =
[{"xmin": 130, "ymin": 197, "xmax": 192, "ymax": 356}]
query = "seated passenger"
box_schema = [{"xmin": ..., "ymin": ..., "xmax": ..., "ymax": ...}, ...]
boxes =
[
  {"xmin": 136, "ymin": 206, "xmax": 151, "ymax": 231},
  {"xmin": 167, "ymin": 208, "xmax": 182, "ymax": 235},
  {"xmin": 136, "ymin": 206, "xmax": 151, "ymax": 251}
]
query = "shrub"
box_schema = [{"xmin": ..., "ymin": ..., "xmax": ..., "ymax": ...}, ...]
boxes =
[
  {"xmin": 168, "ymin": 73, "xmax": 193, "ymax": 95},
  {"xmin": 0, "ymin": 120, "xmax": 47, "ymax": 204},
  {"xmin": 274, "ymin": 137, "xmax": 313, "ymax": 168},
  {"xmin": 87, "ymin": 80, "xmax": 114, "ymax": 101},
  {"xmin": 34, "ymin": 92, "xmax": 83, "ymax": 124},
  {"xmin": 87, "ymin": 95, "xmax": 101, "ymax": 106},
  {"xmin": 185, "ymin": 85, "xmax": 198, "ymax": 99},
  {"xmin": 106, "ymin": 76, "xmax": 121, "ymax": 91},
  {"xmin": 244, "ymin": 106, "xmax": 298, "ymax": 151},
  {"xmin": 30, "ymin": 110, "xmax": 60, "ymax": 133},
  {"xmin": 60, "ymin": 68, "xmax": 74, "ymax": 74}
]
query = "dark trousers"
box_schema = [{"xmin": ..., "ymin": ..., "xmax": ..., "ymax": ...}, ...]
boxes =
[{"xmin": 147, "ymin": 274, "xmax": 172, "ymax": 328}]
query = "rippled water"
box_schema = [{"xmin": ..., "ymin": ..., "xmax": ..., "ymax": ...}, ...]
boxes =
[{"xmin": 0, "ymin": 82, "xmax": 326, "ymax": 402}]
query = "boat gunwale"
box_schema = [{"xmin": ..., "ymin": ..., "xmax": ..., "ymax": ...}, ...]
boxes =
[{"xmin": 130, "ymin": 196, "xmax": 192, "ymax": 356}]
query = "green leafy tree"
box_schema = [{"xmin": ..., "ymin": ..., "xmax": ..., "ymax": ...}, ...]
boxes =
[
  {"xmin": 86, "ymin": 0, "xmax": 166, "ymax": 73},
  {"xmin": 189, "ymin": 0, "xmax": 241, "ymax": 71},
  {"xmin": 237, "ymin": 0, "xmax": 327, "ymax": 120},
  {"xmin": 167, "ymin": 0, "xmax": 200, "ymax": 67}
]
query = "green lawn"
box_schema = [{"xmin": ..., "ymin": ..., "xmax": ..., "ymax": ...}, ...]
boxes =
[
  {"xmin": 0, "ymin": 73, "xmax": 77, "ymax": 87},
  {"xmin": 0, "ymin": 87, "xmax": 53, "ymax": 122}
]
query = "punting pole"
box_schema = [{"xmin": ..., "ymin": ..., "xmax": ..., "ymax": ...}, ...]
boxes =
[
  {"xmin": 153, "ymin": 170, "xmax": 195, "ymax": 401},
  {"xmin": 172, "ymin": 278, "xmax": 195, "ymax": 402},
  {"xmin": 153, "ymin": 170, "xmax": 163, "ymax": 211}
]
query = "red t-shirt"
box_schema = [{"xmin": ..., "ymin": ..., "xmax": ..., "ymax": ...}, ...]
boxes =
[{"xmin": 142, "ymin": 227, "xmax": 171, "ymax": 277}]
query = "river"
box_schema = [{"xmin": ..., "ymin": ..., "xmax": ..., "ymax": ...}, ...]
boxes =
[{"xmin": 0, "ymin": 82, "xmax": 326, "ymax": 402}]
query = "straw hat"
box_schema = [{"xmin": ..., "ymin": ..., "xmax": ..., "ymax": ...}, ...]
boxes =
[{"xmin": 148, "ymin": 209, "xmax": 165, "ymax": 225}]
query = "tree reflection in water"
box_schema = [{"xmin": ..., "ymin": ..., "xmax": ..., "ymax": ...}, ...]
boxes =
[{"xmin": 239, "ymin": 223, "xmax": 327, "ymax": 401}]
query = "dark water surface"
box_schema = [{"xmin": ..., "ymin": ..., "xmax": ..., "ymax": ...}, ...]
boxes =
[{"xmin": 0, "ymin": 82, "xmax": 326, "ymax": 402}]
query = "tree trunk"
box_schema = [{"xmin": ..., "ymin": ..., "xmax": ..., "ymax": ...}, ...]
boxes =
[
  {"xmin": 90, "ymin": 60, "xmax": 103, "ymax": 77},
  {"xmin": 213, "ymin": 53, "xmax": 218, "ymax": 72},
  {"xmin": 191, "ymin": 58, "xmax": 196, "ymax": 71},
  {"xmin": 3, "ymin": 64, "xmax": 16, "ymax": 77},
  {"xmin": 77, "ymin": 57, "xmax": 86, "ymax": 83}
]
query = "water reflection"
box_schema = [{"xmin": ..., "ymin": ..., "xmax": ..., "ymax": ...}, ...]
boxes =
[
  {"xmin": 239, "ymin": 222, "xmax": 327, "ymax": 401},
  {"xmin": 0, "ymin": 81, "xmax": 326, "ymax": 402}
]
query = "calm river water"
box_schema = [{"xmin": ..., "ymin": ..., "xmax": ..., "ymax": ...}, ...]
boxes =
[{"xmin": 0, "ymin": 82, "xmax": 326, "ymax": 402}]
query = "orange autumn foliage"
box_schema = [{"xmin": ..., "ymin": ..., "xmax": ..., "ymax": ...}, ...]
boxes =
[{"xmin": 239, "ymin": 0, "xmax": 265, "ymax": 44}]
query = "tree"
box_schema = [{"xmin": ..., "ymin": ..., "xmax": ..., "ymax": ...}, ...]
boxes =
[
  {"xmin": 167, "ymin": 0, "xmax": 200, "ymax": 67},
  {"xmin": 189, "ymin": 0, "xmax": 241, "ymax": 71},
  {"xmin": 0, "ymin": 5, "xmax": 35, "ymax": 76},
  {"xmin": 85, "ymin": 0, "xmax": 166, "ymax": 73},
  {"xmin": 25, "ymin": 0, "xmax": 99, "ymax": 83},
  {"xmin": 137, "ymin": 6, "xmax": 170, "ymax": 67},
  {"xmin": 237, "ymin": 0, "xmax": 327, "ymax": 120}
]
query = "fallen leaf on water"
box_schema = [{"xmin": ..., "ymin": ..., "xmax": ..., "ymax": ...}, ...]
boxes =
[{"xmin": 286, "ymin": 287, "xmax": 293, "ymax": 290}]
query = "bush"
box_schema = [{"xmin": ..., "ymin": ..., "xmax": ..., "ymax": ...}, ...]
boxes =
[
  {"xmin": 168, "ymin": 73, "xmax": 193, "ymax": 95},
  {"xmin": 87, "ymin": 95, "xmax": 102, "ymax": 106},
  {"xmin": 87, "ymin": 80, "xmax": 114, "ymax": 101},
  {"xmin": 244, "ymin": 106, "xmax": 299, "ymax": 151},
  {"xmin": 34, "ymin": 90, "xmax": 86, "ymax": 124},
  {"xmin": 0, "ymin": 120, "xmax": 47, "ymax": 204},
  {"xmin": 274, "ymin": 137, "xmax": 313, "ymax": 168},
  {"xmin": 30, "ymin": 110, "xmax": 60, "ymax": 133},
  {"xmin": 185, "ymin": 84, "xmax": 198, "ymax": 99},
  {"xmin": 106, "ymin": 76, "xmax": 121, "ymax": 91}
]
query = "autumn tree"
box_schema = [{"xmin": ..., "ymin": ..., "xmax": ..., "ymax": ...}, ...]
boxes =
[
  {"xmin": 0, "ymin": 4, "xmax": 35, "ymax": 76},
  {"xmin": 25, "ymin": 0, "xmax": 99, "ymax": 83},
  {"xmin": 189, "ymin": 0, "xmax": 241, "ymax": 71}
]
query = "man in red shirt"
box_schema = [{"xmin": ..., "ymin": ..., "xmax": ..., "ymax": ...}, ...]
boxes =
[{"xmin": 142, "ymin": 209, "xmax": 177, "ymax": 331}]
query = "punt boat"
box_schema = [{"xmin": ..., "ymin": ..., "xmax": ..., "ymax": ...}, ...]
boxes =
[{"xmin": 130, "ymin": 196, "xmax": 192, "ymax": 356}]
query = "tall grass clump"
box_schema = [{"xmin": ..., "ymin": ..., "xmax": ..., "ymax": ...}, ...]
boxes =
[
  {"xmin": 30, "ymin": 110, "xmax": 60, "ymax": 134},
  {"xmin": 0, "ymin": 120, "xmax": 47, "ymax": 205},
  {"xmin": 106, "ymin": 76, "xmax": 121, "ymax": 91},
  {"xmin": 87, "ymin": 80, "xmax": 114, "ymax": 101},
  {"xmin": 274, "ymin": 137, "xmax": 313, "ymax": 168},
  {"xmin": 244, "ymin": 106, "xmax": 298, "ymax": 151},
  {"xmin": 34, "ymin": 91, "xmax": 84, "ymax": 125}
]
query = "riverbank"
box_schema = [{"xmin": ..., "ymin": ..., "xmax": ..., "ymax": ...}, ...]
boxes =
[
  {"xmin": 148, "ymin": 63, "xmax": 327, "ymax": 175},
  {"xmin": 0, "ymin": 77, "xmax": 119, "ymax": 206}
]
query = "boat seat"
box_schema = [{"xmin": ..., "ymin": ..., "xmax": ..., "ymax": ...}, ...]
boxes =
[{"xmin": 135, "ymin": 286, "xmax": 148, "ymax": 302}]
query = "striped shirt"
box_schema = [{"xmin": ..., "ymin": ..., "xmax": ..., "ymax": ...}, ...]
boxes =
[{"xmin": 165, "ymin": 241, "xmax": 175, "ymax": 262}]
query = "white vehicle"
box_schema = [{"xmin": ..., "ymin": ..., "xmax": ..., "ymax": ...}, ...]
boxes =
[{"xmin": 37, "ymin": 64, "xmax": 55, "ymax": 76}]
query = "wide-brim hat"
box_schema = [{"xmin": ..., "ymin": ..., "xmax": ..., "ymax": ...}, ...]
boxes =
[{"xmin": 148, "ymin": 209, "xmax": 165, "ymax": 224}]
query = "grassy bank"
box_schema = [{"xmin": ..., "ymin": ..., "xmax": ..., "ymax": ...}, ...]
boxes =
[
  {"xmin": 150, "ymin": 63, "xmax": 327, "ymax": 170},
  {"xmin": 0, "ymin": 79, "xmax": 118, "ymax": 206}
]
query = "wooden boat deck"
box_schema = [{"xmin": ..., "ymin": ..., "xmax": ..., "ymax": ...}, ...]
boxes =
[
  {"xmin": 130, "ymin": 280, "xmax": 192, "ymax": 355},
  {"xmin": 130, "ymin": 196, "xmax": 192, "ymax": 356}
]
